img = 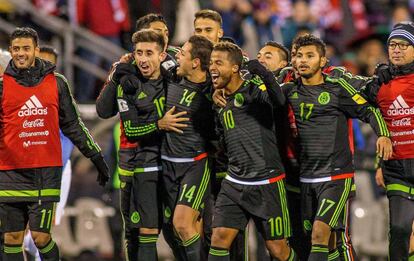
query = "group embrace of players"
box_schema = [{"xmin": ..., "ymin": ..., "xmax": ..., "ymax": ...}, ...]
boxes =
[{"xmin": 97, "ymin": 9, "xmax": 414, "ymax": 261}]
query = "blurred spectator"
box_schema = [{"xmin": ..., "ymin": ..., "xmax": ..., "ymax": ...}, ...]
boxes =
[
  {"xmin": 75, "ymin": 0, "xmax": 130, "ymax": 102},
  {"xmin": 390, "ymin": 4, "xmax": 412, "ymax": 27},
  {"xmin": 250, "ymin": 0, "xmax": 283, "ymax": 46},
  {"xmin": 325, "ymin": 40, "xmax": 342, "ymax": 66},
  {"xmin": 350, "ymin": 32, "xmax": 388, "ymax": 76},
  {"xmin": 160, "ymin": 0, "xmax": 179, "ymax": 42},
  {"xmin": 31, "ymin": 0, "xmax": 67, "ymax": 18},
  {"xmin": 364, "ymin": 0, "xmax": 390, "ymax": 26},
  {"xmin": 281, "ymin": 0, "xmax": 317, "ymax": 48},
  {"xmin": 127, "ymin": 0, "xmax": 179, "ymax": 44},
  {"xmin": 310, "ymin": 0, "xmax": 343, "ymax": 31},
  {"xmin": 348, "ymin": 0, "xmax": 369, "ymax": 33},
  {"xmin": 309, "ymin": 0, "xmax": 369, "ymax": 52},
  {"xmin": 23, "ymin": 1, "xmax": 68, "ymax": 42},
  {"xmin": 173, "ymin": 0, "xmax": 200, "ymax": 45},
  {"xmin": 212, "ymin": 0, "xmax": 251, "ymax": 45}
]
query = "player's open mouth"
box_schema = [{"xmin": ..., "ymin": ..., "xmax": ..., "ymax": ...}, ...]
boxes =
[
  {"xmin": 17, "ymin": 57, "xmax": 27, "ymax": 64},
  {"xmin": 139, "ymin": 63, "xmax": 150, "ymax": 72},
  {"xmin": 211, "ymin": 72, "xmax": 220, "ymax": 84}
]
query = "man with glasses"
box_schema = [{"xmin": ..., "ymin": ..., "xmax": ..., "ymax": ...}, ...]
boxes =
[{"xmin": 363, "ymin": 22, "xmax": 414, "ymax": 260}]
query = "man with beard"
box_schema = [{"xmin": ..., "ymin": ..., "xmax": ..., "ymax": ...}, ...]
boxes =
[
  {"xmin": 283, "ymin": 34, "xmax": 392, "ymax": 260},
  {"xmin": 112, "ymin": 29, "xmax": 189, "ymax": 261},
  {"xmin": 96, "ymin": 13, "xmax": 184, "ymax": 260},
  {"xmin": 194, "ymin": 10, "xmax": 249, "ymax": 261},
  {"xmin": 0, "ymin": 27, "xmax": 109, "ymax": 261},
  {"xmin": 362, "ymin": 21, "xmax": 414, "ymax": 260},
  {"xmin": 24, "ymin": 45, "xmax": 75, "ymax": 261},
  {"xmin": 208, "ymin": 42, "xmax": 297, "ymax": 261},
  {"xmin": 258, "ymin": 41, "xmax": 312, "ymax": 260},
  {"xmin": 157, "ymin": 35, "xmax": 214, "ymax": 261},
  {"xmin": 278, "ymin": 37, "xmax": 368, "ymax": 261}
]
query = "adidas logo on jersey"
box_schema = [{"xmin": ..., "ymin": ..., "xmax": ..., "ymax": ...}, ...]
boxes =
[
  {"xmin": 18, "ymin": 95, "xmax": 48, "ymax": 117},
  {"xmin": 387, "ymin": 95, "xmax": 414, "ymax": 116},
  {"xmin": 137, "ymin": 91, "xmax": 147, "ymax": 100}
]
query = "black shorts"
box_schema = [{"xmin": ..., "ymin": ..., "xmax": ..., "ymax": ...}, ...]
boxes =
[
  {"xmin": 162, "ymin": 158, "xmax": 211, "ymax": 217},
  {"xmin": 117, "ymin": 148, "xmax": 138, "ymax": 183},
  {"xmin": 119, "ymin": 181, "xmax": 138, "ymax": 238},
  {"xmin": 383, "ymin": 159, "xmax": 414, "ymax": 199},
  {"xmin": 301, "ymin": 178, "xmax": 353, "ymax": 232},
  {"xmin": 0, "ymin": 201, "xmax": 56, "ymax": 233},
  {"xmin": 212, "ymin": 178, "xmax": 291, "ymax": 240},
  {"xmin": 120, "ymin": 170, "xmax": 162, "ymax": 230}
]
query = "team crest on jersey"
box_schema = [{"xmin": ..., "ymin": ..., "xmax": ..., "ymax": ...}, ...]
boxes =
[
  {"xmin": 234, "ymin": 93, "xmax": 244, "ymax": 107},
  {"xmin": 130, "ymin": 211, "xmax": 140, "ymax": 224},
  {"xmin": 304, "ymin": 220, "xmax": 312, "ymax": 231},
  {"xmin": 291, "ymin": 92, "xmax": 298, "ymax": 99},
  {"xmin": 164, "ymin": 207, "xmax": 171, "ymax": 219},
  {"xmin": 318, "ymin": 92, "xmax": 330, "ymax": 105}
]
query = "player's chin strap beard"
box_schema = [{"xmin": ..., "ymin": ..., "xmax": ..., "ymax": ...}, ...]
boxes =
[
  {"xmin": 389, "ymin": 60, "xmax": 414, "ymax": 76},
  {"xmin": 301, "ymin": 72, "xmax": 313, "ymax": 79}
]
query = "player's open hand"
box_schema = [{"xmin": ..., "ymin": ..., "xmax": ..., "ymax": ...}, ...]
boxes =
[
  {"xmin": 376, "ymin": 136, "xmax": 393, "ymax": 160},
  {"xmin": 375, "ymin": 168, "xmax": 385, "ymax": 188},
  {"xmin": 157, "ymin": 106, "xmax": 189, "ymax": 134},
  {"xmin": 213, "ymin": 89, "xmax": 226, "ymax": 108}
]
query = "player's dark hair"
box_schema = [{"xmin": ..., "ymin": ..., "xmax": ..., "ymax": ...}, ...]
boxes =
[
  {"xmin": 39, "ymin": 45, "xmax": 58, "ymax": 59},
  {"xmin": 132, "ymin": 29, "xmax": 166, "ymax": 51},
  {"xmin": 194, "ymin": 9, "xmax": 222, "ymax": 26},
  {"xmin": 264, "ymin": 41, "xmax": 290, "ymax": 62},
  {"xmin": 136, "ymin": 13, "xmax": 167, "ymax": 31},
  {"xmin": 188, "ymin": 35, "xmax": 214, "ymax": 72},
  {"xmin": 10, "ymin": 27, "xmax": 39, "ymax": 47},
  {"xmin": 293, "ymin": 34, "xmax": 326, "ymax": 57},
  {"xmin": 219, "ymin": 36, "xmax": 236, "ymax": 44},
  {"xmin": 213, "ymin": 42, "xmax": 243, "ymax": 69}
]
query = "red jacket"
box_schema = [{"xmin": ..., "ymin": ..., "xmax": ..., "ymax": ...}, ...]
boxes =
[
  {"xmin": 76, "ymin": 0, "xmax": 130, "ymax": 36},
  {"xmin": 376, "ymin": 74, "xmax": 414, "ymax": 159}
]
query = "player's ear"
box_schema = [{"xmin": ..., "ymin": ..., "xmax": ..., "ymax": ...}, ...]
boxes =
[
  {"xmin": 320, "ymin": 56, "xmax": 327, "ymax": 68},
  {"xmin": 279, "ymin": 60, "xmax": 288, "ymax": 68},
  {"xmin": 34, "ymin": 46, "xmax": 40, "ymax": 57},
  {"xmin": 192, "ymin": 57, "xmax": 200, "ymax": 69},
  {"xmin": 232, "ymin": 64, "xmax": 239, "ymax": 73},
  {"xmin": 218, "ymin": 28, "xmax": 224, "ymax": 39},
  {"xmin": 159, "ymin": 51, "xmax": 167, "ymax": 62}
]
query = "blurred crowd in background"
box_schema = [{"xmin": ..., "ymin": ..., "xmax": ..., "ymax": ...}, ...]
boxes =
[{"xmin": 0, "ymin": 0, "xmax": 410, "ymax": 260}]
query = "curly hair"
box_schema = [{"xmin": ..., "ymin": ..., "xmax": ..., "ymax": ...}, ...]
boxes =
[
  {"xmin": 293, "ymin": 34, "xmax": 326, "ymax": 57},
  {"xmin": 213, "ymin": 42, "xmax": 243, "ymax": 69}
]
